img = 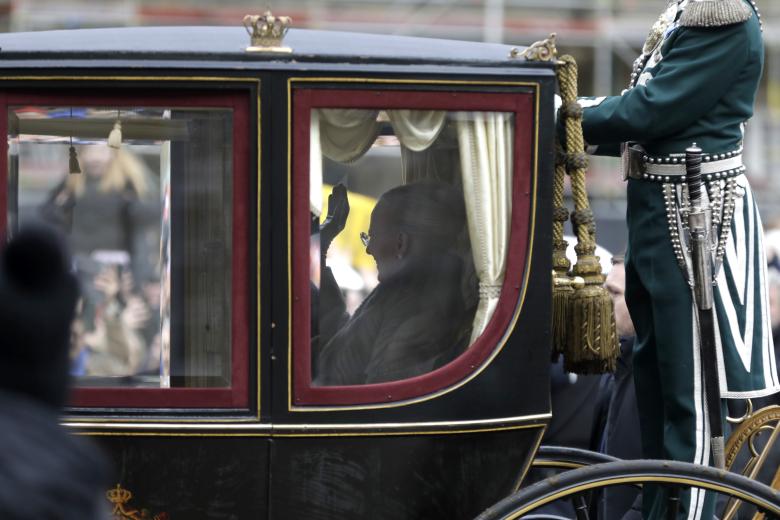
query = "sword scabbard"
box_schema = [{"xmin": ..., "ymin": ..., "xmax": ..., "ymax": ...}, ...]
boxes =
[
  {"xmin": 686, "ymin": 143, "xmax": 725, "ymax": 458},
  {"xmin": 689, "ymin": 208, "xmax": 713, "ymax": 311},
  {"xmin": 685, "ymin": 143, "xmax": 714, "ymax": 310}
]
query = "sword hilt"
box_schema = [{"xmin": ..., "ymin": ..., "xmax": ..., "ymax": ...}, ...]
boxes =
[{"xmin": 686, "ymin": 143, "xmax": 704, "ymax": 206}]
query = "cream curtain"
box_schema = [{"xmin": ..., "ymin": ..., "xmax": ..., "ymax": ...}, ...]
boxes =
[
  {"xmin": 456, "ymin": 112, "xmax": 514, "ymax": 343},
  {"xmin": 310, "ymin": 110, "xmax": 324, "ymax": 215},
  {"xmin": 388, "ymin": 110, "xmax": 448, "ymax": 184},
  {"xmin": 310, "ymin": 109, "xmax": 381, "ymax": 215},
  {"xmin": 318, "ymin": 109, "xmax": 381, "ymax": 162},
  {"xmin": 387, "ymin": 110, "xmax": 446, "ymax": 151},
  {"xmin": 310, "ymin": 109, "xmax": 446, "ymax": 214}
]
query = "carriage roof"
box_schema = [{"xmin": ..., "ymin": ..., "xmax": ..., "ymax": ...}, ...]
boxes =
[{"xmin": 0, "ymin": 26, "xmax": 542, "ymax": 69}]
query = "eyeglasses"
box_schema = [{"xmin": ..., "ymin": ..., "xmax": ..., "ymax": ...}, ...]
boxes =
[{"xmin": 360, "ymin": 231, "xmax": 371, "ymax": 247}]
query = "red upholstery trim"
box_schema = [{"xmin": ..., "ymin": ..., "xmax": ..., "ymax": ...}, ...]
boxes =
[
  {"xmin": 2, "ymin": 89, "xmax": 252, "ymax": 409},
  {"xmin": 292, "ymin": 88, "xmax": 535, "ymax": 406}
]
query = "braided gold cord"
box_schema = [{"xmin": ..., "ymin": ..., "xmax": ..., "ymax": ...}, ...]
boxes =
[
  {"xmin": 553, "ymin": 145, "xmax": 567, "ymax": 246},
  {"xmin": 558, "ymin": 56, "xmax": 596, "ymax": 257},
  {"xmin": 552, "ymin": 142, "xmax": 573, "ymax": 357},
  {"xmin": 555, "ymin": 54, "xmax": 619, "ymax": 374}
]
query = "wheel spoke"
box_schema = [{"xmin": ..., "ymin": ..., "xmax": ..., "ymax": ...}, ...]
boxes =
[
  {"xmin": 571, "ymin": 494, "xmax": 589, "ymax": 520},
  {"xmin": 665, "ymin": 486, "xmax": 681, "ymax": 520}
]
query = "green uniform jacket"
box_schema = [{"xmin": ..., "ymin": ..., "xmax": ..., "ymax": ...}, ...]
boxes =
[
  {"xmin": 582, "ymin": 1, "xmax": 763, "ymax": 157},
  {"xmin": 579, "ymin": 0, "xmax": 779, "ymax": 398}
]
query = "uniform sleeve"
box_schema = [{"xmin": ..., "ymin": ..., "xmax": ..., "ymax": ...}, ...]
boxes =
[
  {"xmin": 561, "ymin": 97, "xmax": 622, "ymax": 157},
  {"xmin": 582, "ymin": 22, "xmax": 750, "ymax": 146}
]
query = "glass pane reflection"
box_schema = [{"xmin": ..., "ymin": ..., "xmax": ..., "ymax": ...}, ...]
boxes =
[
  {"xmin": 310, "ymin": 109, "xmax": 514, "ymax": 386},
  {"xmin": 9, "ymin": 106, "xmax": 233, "ymax": 388}
]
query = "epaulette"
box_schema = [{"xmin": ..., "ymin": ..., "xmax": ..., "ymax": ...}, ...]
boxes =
[{"xmin": 679, "ymin": 0, "xmax": 753, "ymax": 28}]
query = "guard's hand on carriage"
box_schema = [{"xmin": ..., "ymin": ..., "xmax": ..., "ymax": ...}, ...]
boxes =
[{"xmin": 320, "ymin": 184, "xmax": 350, "ymax": 260}]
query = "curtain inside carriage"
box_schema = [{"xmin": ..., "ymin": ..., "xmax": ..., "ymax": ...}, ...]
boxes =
[
  {"xmin": 310, "ymin": 108, "xmax": 513, "ymax": 343},
  {"xmin": 455, "ymin": 112, "xmax": 513, "ymax": 343}
]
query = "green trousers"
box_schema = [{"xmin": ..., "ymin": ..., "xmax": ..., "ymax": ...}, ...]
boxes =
[
  {"xmin": 625, "ymin": 168, "xmax": 779, "ymax": 519},
  {"xmin": 625, "ymin": 179, "xmax": 715, "ymax": 520}
]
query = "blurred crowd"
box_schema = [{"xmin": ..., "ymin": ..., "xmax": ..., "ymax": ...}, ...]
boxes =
[
  {"xmin": 763, "ymin": 222, "xmax": 780, "ymax": 349},
  {"xmin": 39, "ymin": 144, "xmax": 164, "ymax": 382}
]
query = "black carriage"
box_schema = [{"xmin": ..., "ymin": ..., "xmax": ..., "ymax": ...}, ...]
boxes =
[{"xmin": 0, "ymin": 13, "xmax": 776, "ymax": 519}]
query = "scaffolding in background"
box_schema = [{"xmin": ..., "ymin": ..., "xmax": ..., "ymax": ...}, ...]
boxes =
[{"xmin": 4, "ymin": 0, "xmax": 780, "ymax": 245}]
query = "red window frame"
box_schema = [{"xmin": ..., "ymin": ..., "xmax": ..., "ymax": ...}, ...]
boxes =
[
  {"xmin": 292, "ymin": 87, "xmax": 535, "ymax": 406},
  {"xmin": 0, "ymin": 89, "xmax": 251, "ymax": 409}
]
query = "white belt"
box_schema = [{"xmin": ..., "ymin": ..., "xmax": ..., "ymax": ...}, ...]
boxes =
[
  {"xmin": 623, "ymin": 143, "xmax": 745, "ymax": 182},
  {"xmin": 645, "ymin": 155, "xmax": 744, "ymax": 177}
]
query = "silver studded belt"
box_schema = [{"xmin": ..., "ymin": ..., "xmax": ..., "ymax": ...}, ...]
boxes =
[{"xmin": 622, "ymin": 143, "xmax": 745, "ymax": 183}]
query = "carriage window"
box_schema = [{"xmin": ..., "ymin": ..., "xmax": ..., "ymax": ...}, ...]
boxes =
[
  {"xmin": 9, "ymin": 106, "xmax": 233, "ymax": 389},
  {"xmin": 310, "ymin": 109, "xmax": 513, "ymax": 386}
]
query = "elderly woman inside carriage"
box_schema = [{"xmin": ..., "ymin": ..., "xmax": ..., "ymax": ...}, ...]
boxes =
[{"xmin": 307, "ymin": 108, "xmax": 514, "ymax": 386}]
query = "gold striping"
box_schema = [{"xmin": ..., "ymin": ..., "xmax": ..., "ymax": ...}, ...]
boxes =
[
  {"xmin": 286, "ymin": 76, "xmax": 293, "ymax": 410},
  {"xmin": 511, "ymin": 423, "xmax": 546, "ymax": 492},
  {"xmin": 73, "ymin": 420, "xmax": 546, "ymax": 439},
  {"xmin": 270, "ymin": 422, "xmax": 544, "ymax": 438},
  {"xmin": 66, "ymin": 416, "xmax": 262, "ymax": 424},
  {"xmin": 0, "ymin": 75, "xmax": 260, "ymax": 82},
  {"xmin": 66, "ymin": 412, "xmax": 550, "ymax": 433},
  {"xmin": 255, "ymin": 83, "xmax": 262, "ymax": 420},
  {"xmin": 286, "ymin": 76, "xmax": 543, "ymax": 412},
  {"xmin": 288, "ymin": 77, "xmax": 542, "ymax": 86}
]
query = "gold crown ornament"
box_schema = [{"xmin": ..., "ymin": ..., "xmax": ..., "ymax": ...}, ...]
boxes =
[
  {"xmin": 243, "ymin": 10, "xmax": 292, "ymax": 53},
  {"xmin": 106, "ymin": 483, "xmax": 133, "ymax": 509},
  {"xmin": 105, "ymin": 483, "xmax": 170, "ymax": 520}
]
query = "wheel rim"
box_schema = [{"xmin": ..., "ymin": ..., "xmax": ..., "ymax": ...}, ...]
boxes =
[{"xmin": 476, "ymin": 459, "xmax": 780, "ymax": 520}]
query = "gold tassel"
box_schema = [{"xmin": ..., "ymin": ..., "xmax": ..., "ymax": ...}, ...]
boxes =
[
  {"xmin": 555, "ymin": 54, "xmax": 619, "ymax": 375},
  {"xmin": 551, "ymin": 238, "xmax": 573, "ymax": 359},
  {"xmin": 68, "ymin": 145, "xmax": 81, "ymax": 174},
  {"xmin": 67, "ymin": 108, "xmax": 81, "ymax": 174},
  {"xmin": 550, "ymin": 144, "xmax": 572, "ymax": 359},
  {"xmin": 552, "ymin": 274, "xmax": 573, "ymax": 360},
  {"xmin": 564, "ymin": 255, "xmax": 618, "ymax": 374},
  {"xmin": 108, "ymin": 119, "xmax": 122, "ymax": 149}
]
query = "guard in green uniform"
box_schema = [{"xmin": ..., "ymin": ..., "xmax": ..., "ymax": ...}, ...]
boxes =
[{"xmin": 577, "ymin": 0, "xmax": 780, "ymax": 518}]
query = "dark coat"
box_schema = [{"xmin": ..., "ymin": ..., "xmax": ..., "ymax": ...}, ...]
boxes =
[
  {"xmin": 0, "ymin": 392, "xmax": 110, "ymax": 519},
  {"xmin": 544, "ymin": 362, "xmax": 601, "ymax": 450},
  {"xmin": 0, "ymin": 226, "xmax": 112, "ymax": 519},
  {"xmin": 315, "ymin": 253, "xmax": 472, "ymax": 386},
  {"xmin": 591, "ymin": 336, "xmax": 642, "ymax": 520}
]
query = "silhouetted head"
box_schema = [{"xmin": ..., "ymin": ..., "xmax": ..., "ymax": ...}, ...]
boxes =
[
  {"xmin": 0, "ymin": 224, "xmax": 79, "ymax": 409},
  {"xmin": 365, "ymin": 182, "xmax": 466, "ymax": 282},
  {"xmin": 605, "ymin": 255, "xmax": 635, "ymax": 339}
]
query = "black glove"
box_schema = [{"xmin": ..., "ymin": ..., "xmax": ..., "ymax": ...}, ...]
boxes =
[{"xmin": 320, "ymin": 184, "xmax": 350, "ymax": 263}]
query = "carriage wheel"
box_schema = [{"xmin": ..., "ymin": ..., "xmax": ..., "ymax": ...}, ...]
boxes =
[
  {"xmin": 532, "ymin": 445, "xmax": 621, "ymax": 470},
  {"xmin": 477, "ymin": 459, "xmax": 780, "ymax": 520}
]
